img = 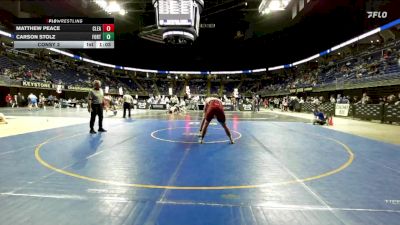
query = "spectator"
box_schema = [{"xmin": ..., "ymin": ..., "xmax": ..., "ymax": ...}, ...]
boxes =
[
  {"xmin": 282, "ymin": 97, "xmax": 289, "ymax": 111},
  {"xmin": 170, "ymin": 95, "xmax": 179, "ymax": 106},
  {"xmin": 358, "ymin": 93, "xmax": 371, "ymax": 104},
  {"xmin": 312, "ymin": 97, "xmax": 320, "ymax": 105},
  {"xmin": 330, "ymin": 95, "xmax": 336, "ymax": 103},
  {"xmin": 5, "ymin": 93, "xmax": 12, "ymax": 107},
  {"xmin": 252, "ymin": 95, "xmax": 259, "ymax": 112},
  {"xmin": 103, "ymin": 95, "xmax": 112, "ymax": 112},
  {"xmin": 386, "ymin": 94, "xmax": 397, "ymax": 105},
  {"xmin": 395, "ymin": 93, "xmax": 400, "ymax": 106},
  {"xmin": 379, "ymin": 97, "xmax": 386, "ymax": 105},
  {"xmin": 274, "ymin": 98, "xmax": 279, "ymax": 109},
  {"xmin": 342, "ymin": 96, "xmax": 350, "ymax": 104},
  {"xmin": 38, "ymin": 93, "xmax": 46, "ymax": 108},
  {"xmin": 48, "ymin": 94, "xmax": 54, "ymax": 106},
  {"xmin": 263, "ymin": 98, "xmax": 269, "ymax": 109}
]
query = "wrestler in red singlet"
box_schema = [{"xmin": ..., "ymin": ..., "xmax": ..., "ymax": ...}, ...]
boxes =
[
  {"xmin": 205, "ymin": 98, "xmax": 226, "ymax": 123},
  {"xmin": 199, "ymin": 96, "xmax": 234, "ymax": 144}
]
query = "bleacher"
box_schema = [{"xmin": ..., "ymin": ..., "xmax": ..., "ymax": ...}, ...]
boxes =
[
  {"xmin": 13, "ymin": 57, "xmax": 42, "ymax": 70},
  {"xmin": 0, "ymin": 55, "xmax": 17, "ymax": 70},
  {"xmin": 1, "ymin": 36, "xmax": 399, "ymax": 97}
]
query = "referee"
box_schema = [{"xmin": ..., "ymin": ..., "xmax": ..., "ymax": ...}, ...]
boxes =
[
  {"xmin": 123, "ymin": 93, "xmax": 134, "ymax": 118},
  {"xmin": 88, "ymin": 80, "xmax": 106, "ymax": 134}
]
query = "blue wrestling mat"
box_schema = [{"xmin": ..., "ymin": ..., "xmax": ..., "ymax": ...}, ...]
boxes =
[{"xmin": 0, "ymin": 118, "xmax": 399, "ymax": 225}]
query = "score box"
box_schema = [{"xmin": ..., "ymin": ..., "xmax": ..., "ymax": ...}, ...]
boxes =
[
  {"xmin": 102, "ymin": 24, "xmax": 114, "ymax": 32},
  {"xmin": 102, "ymin": 32, "xmax": 114, "ymax": 41}
]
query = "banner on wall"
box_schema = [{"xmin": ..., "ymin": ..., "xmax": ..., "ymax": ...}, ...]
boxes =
[
  {"xmin": 66, "ymin": 86, "xmax": 92, "ymax": 91},
  {"xmin": 239, "ymin": 104, "xmax": 253, "ymax": 111},
  {"xmin": 304, "ymin": 87, "xmax": 313, "ymax": 92},
  {"xmin": 22, "ymin": 81, "xmax": 52, "ymax": 89},
  {"xmin": 138, "ymin": 102, "xmax": 147, "ymax": 109},
  {"xmin": 151, "ymin": 104, "xmax": 167, "ymax": 110},
  {"xmin": 335, "ymin": 104, "xmax": 350, "ymax": 116}
]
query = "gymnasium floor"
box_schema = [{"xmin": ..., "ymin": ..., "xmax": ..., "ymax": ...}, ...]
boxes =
[{"xmin": 0, "ymin": 108, "xmax": 400, "ymax": 225}]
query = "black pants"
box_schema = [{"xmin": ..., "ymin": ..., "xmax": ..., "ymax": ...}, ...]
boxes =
[
  {"xmin": 123, "ymin": 102, "xmax": 131, "ymax": 117},
  {"xmin": 90, "ymin": 104, "xmax": 103, "ymax": 130},
  {"xmin": 313, "ymin": 118, "xmax": 326, "ymax": 125}
]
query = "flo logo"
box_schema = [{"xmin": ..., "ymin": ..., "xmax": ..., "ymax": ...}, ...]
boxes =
[{"xmin": 367, "ymin": 11, "xmax": 388, "ymax": 18}]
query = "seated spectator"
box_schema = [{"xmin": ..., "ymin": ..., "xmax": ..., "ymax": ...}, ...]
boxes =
[
  {"xmin": 179, "ymin": 98, "xmax": 186, "ymax": 109},
  {"xmin": 330, "ymin": 95, "xmax": 336, "ymax": 103},
  {"xmin": 342, "ymin": 96, "xmax": 350, "ymax": 104},
  {"xmin": 386, "ymin": 94, "xmax": 397, "ymax": 105},
  {"xmin": 379, "ymin": 97, "xmax": 387, "ymax": 105},
  {"xmin": 312, "ymin": 97, "xmax": 320, "ymax": 105},
  {"xmin": 357, "ymin": 93, "xmax": 371, "ymax": 104},
  {"xmin": 396, "ymin": 93, "xmax": 400, "ymax": 106}
]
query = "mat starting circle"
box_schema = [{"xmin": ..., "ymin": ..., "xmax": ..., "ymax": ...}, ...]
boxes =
[{"xmin": 150, "ymin": 127, "xmax": 242, "ymax": 144}]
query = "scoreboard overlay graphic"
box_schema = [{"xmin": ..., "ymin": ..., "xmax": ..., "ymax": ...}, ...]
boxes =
[{"xmin": 13, "ymin": 18, "xmax": 114, "ymax": 49}]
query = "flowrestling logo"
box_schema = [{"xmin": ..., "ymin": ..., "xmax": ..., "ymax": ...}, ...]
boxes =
[{"xmin": 367, "ymin": 11, "xmax": 388, "ymax": 18}]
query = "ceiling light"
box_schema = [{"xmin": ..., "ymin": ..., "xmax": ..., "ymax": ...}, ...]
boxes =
[
  {"xmin": 95, "ymin": 0, "xmax": 107, "ymax": 9},
  {"xmin": 269, "ymin": 1, "xmax": 284, "ymax": 10},
  {"xmin": 107, "ymin": 1, "xmax": 121, "ymax": 13},
  {"xmin": 95, "ymin": 0, "xmax": 125, "ymax": 15},
  {"xmin": 259, "ymin": 0, "xmax": 290, "ymax": 14},
  {"xmin": 263, "ymin": 8, "xmax": 271, "ymax": 14}
]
